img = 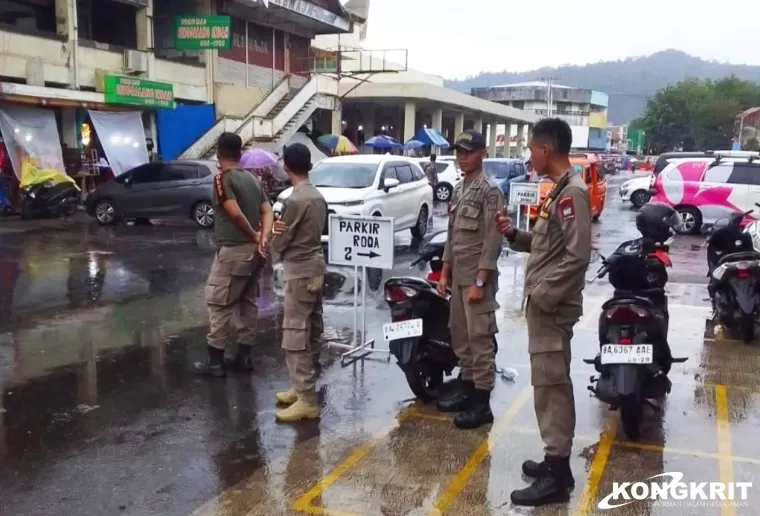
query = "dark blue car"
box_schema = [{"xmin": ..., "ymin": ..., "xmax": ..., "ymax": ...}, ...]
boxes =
[{"xmin": 482, "ymin": 158, "xmax": 528, "ymax": 199}]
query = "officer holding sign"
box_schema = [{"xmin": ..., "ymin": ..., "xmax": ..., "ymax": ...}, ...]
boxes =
[
  {"xmin": 496, "ymin": 118, "xmax": 592, "ymax": 507},
  {"xmin": 436, "ymin": 130, "xmax": 505, "ymax": 430}
]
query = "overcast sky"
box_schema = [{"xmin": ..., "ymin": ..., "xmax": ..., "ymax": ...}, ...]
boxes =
[{"xmin": 359, "ymin": 0, "xmax": 760, "ymax": 79}]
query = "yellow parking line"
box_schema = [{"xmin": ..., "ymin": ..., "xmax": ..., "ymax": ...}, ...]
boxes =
[
  {"xmin": 715, "ymin": 385, "xmax": 736, "ymax": 516},
  {"xmin": 427, "ymin": 386, "xmax": 533, "ymax": 515},
  {"xmin": 573, "ymin": 417, "xmax": 617, "ymax": 516}
]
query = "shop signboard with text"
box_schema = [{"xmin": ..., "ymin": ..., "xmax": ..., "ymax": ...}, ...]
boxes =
[
  {"xmin": 103, "ymin": 75, "xmax": 175, "ymax": 109},
  {"xmin": 175, "ymin": 15, "xmax": 231, "ymax": 50}
]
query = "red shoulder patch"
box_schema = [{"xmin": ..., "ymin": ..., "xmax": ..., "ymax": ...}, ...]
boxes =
[{"xmin": 558, "ymin": 196, "xmax": 575, "ymax": 220}]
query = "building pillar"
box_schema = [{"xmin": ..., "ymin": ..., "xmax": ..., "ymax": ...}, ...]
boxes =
[
  {"xmin": 431, "ymin": 106, "xmax": 443, "ymax": 133},
  {"xmin": 135, "ymin": 0, "xmax": 156, "ymax": 79},
  {"xmin": 331, "ymin": 107, "xmax": 343, "ymax": 136},
  {"xmin": 488, "ymin": 121, "xmax": 497, "ymax": 157},
  {"xmin": 454, "ymin": 112, "xmax": 464, "ymax": 137},
  {"xmin": 363, "ymin": 106, "xmax": 375, "ymax": 138},
  {"xmin": 514, "ymin": 123, "xmax": 524, "ymax": 157},
  {"xmin": 55, "ymin": 0, "xmax": 77, "ymax": 87},
  {"xmin": 474, "ymin": 117, "xmax": 483, "ymax": 134},
  {"xmin": 404, "ymin": 100, "xmax": 416, "ymax": 143}
]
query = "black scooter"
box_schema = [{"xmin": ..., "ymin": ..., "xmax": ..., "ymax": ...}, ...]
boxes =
[
  {"xmin": 383, "ymin": 230, "xmax": 497, "ymax": 401},
  {"xmin": 705, "ymin": 205, "xmax": 760, "ymax": 343},
  {"xmin": 20, "ymin": 180, "xmax": 79, "ymax": 219},
  {"xmin": 584, "ymin": 237, "xmax": 687, "ymax": 440}
]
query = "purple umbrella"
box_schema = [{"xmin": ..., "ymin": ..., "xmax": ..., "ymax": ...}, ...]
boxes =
[{"xmin": 241, "ymin": 148, "xmax": 278, "ymax": 169}]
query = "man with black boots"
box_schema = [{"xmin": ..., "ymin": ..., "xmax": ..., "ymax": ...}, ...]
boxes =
[
  {"xmin": 496, "ymin": 118, "xmax": 592, "ymax": 506},
  {"xmin": 436, "ymin": 130, "xmax": 505, "ymax": 429},
  {"xmin": 194, "ymin": 133, "xmax": 274, "ymax": 377}
]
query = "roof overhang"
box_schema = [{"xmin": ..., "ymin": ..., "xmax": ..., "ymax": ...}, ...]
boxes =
[
  {"xmin": 233, "ymin": 0, "xmax": 351, "ymax": 34},
  {"xmin": 339, "ymin": 81, "xmax": 539, "ymax": 125}
]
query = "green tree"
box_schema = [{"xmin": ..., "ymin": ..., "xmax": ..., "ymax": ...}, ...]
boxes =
[{"xmin": 640, "ymin": 76, "xmax": 760, "ymax": 153}]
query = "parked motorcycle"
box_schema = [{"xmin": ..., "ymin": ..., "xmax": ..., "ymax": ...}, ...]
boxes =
[
  {"xmin": 584, "ymin": 203, "xmax": 687, "ymax": 440},
  {"xmin": 706, "ymin": 205, "xmax": 760, "ymax": 343},
  {"xmin": 383, "ymin": 229, "xmax": 497, "ymax": 401},
  {"xmin": 19, "ymin": 171, "xmax": 80, "ymax": 219}
]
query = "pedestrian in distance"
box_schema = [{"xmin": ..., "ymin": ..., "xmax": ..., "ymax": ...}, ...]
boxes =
[
  {"xmin": 495, "ymin": 118, "xmax": 592, "ymax": 506},
  {"xmin": 435, "ymin": 129, "xmax": 506, "ymax": 429},
  {"xmin": 194, "ymin": 133, "xmax": 274, "ymax": 377},
  {"xmin": 270, "ymin": 143, "xmax": 327, "ymax": 422},
  {"xmin": 423, "ymin": 154, "xmax": 438, "ymax": 189}
]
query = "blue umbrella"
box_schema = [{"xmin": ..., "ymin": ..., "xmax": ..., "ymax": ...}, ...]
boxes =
[
  {"xmin": 364, "ymin": 135, "xmax": 402, "ymax": 149},
  {"xmin": 404, "ymin": 139, "xmax": 425, "ymax": 150}
]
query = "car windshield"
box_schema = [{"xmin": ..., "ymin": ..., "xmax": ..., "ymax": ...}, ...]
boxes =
[
  {"xmin": 309, "ymin": 162, "xmax": 377, "ymax": 188},
  {"xmin": 483, "ymin": 161, "xmax": 509, "ymax": 178}
]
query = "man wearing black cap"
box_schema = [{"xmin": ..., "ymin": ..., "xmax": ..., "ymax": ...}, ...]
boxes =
[
  {"xmin": 435, "ymin": 129, "xmax": 506, "ymax": 429},
  {"xmin": 195, "ymin": 132, "xmax": 274, "ymax": 377},
  {"xmin": 270, "ymin": 143, "xmax": 327, "ymax": 422}
]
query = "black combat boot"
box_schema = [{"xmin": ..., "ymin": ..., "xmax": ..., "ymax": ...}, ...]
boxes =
[
  {"xmin": 193, "ymin": 346, "xmax": 227, "ymax": 377},
  {"xmin": 436, "ymin": 379, "xmax": 474, "ymax": 412},
  {"xmin": 511, "ymin": 455, "xmax": 573, "ymax": 506},
  {"xmin": 521, "ymin": 455, "xmax": 575, "ymax": 488},
  {"xmin": 226, "ymin": 343, "xmax": 254, "ymax": 371},
  {"xmin": 453, "ymin": 388, "xmax": 494, "ymax": 429}
]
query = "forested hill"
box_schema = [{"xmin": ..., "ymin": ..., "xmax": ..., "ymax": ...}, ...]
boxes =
[{"xmin": 444, "ymin": 50, "xmax": 760, "ymax": 124}]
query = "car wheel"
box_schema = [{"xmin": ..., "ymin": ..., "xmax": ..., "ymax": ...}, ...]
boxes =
[
  {"xmin": 630, "ymin": 190, "xmax": 650, "ymax": 209},
  {"xmin": 411, "ymin": 205, "xmax": 429, "ymax": 240},
  {"xmin": 676, "ymin": 206, "xmax": 701, "ymax": 235},
  {"xmin": 193, "ymin": 201, "xmax": 214, "ymax": 228},
  {"xmin": 94, "ymin": 199, "xmax": 119, "ymax": 225},
  {"xmin": 435, "ymin": 183, "xmax": 452, "ymax": 202}
]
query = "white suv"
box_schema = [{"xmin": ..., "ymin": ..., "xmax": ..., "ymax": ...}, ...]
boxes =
[
  {"xmin": 415, "ymin": 158, "xmax": 462, "ymax": 202},
  {"xmin": 273, "ymin": 155, "xmax": 434, "ymax": 243}
]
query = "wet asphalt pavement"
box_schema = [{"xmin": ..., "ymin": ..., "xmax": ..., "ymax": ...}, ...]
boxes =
[{"xmin": 2, "ymin": 172, "xmax": 760, "ymax": 516}]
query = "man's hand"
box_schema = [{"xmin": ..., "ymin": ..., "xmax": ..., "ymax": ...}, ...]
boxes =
[
  {"xmin": 495, "ymin": 207, "xmax": 514, "ymax": 237},
  {"xmin": 467, "ymin": 284, "xmax": 484, "ymax": 304},
  {"xmin": 258, "ymin": 235, "xmax": 269, "ymax": 259},
  {"xmin": 436, "ymin": 276, "xmax": 449, "ymax": 297},
  {"xmin": 273, "ymin": 220, "xmax": 288, "ymax": 235},
  {"xmin": 252, "ymin": 230, "xmax": 261, "ymax": 244}
]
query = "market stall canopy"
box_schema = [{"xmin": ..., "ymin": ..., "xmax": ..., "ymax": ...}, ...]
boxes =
[{"xmin": 411, "ymin": 127, "xmax": 449, "ymax": 148}]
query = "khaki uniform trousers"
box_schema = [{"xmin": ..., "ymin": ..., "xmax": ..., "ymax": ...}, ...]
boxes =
[
  {"xmin": 205, "ymin": 244, "xmax": 261, "ymax": 350},
  {"xmin": 282, "ymin": 276, "xmax": 324, "ymax": 392},
  {"xmin": 449, "ymin": 282, "xmax": 498, "ymax": 391},
  {"xmin": 526, "ymin": 300, "xmax": 581, "ymax": 458}
]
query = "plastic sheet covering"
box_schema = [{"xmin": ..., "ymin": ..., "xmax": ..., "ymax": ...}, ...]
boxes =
[
  {"xmin": 88, "ymin": 110, "xmax": 149, "ymax": 176},
  {"xmin": 0, "ymin": 105, "xmax": 68, "ymax": 188}
]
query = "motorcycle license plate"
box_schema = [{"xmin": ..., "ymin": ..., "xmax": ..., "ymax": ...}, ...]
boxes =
[
  {"xmin": 600, "ymin": 344, "xmax": 653, "ymax": 365},
  {"xmin": 383, "ymin": 319, "xmax": 423, "ymax": 341}
]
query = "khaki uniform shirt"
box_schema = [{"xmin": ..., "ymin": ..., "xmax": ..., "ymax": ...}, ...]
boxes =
[
  {"xmin": 213, "ymin": 168, "xmax": 265, "ymax": 247},
  {"xmin": 271, "ymin": 180, "xmax": 327, "ymax": 281},
  {"xmin": 442, "ymin": 170, "xmax": 506, "ymax": 285},
  {"xmin": 509, "ymin": 170, "xmax": 592, "ymax": 313}
]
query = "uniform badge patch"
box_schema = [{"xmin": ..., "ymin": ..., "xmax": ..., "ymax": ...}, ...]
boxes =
[{"xmin": 558, "ymin": 197, "xmax": 575, "ymax": 220}]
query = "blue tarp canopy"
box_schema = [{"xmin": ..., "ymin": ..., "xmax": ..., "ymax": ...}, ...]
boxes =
[{"xmin": 410, "ymin": 127, "xmax": 449, "ymax": 148}]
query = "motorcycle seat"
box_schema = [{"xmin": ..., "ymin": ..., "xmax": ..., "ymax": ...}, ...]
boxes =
[
  {"xmin": 717, "ymin": 251, "xmax": 760, "ymax": 266},
  {"xmin": 602, "ymin": 296, "xmax": 657, "ymax": 310}
]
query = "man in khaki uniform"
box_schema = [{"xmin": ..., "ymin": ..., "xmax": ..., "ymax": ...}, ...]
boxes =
[
  {"xmin": 270, "ymin": 143, "xmax": 327, "ymax": 422},
  {"xmin": 194, "ymin": 132, "xmax": 274, "ymax": 377},
  {"xmin": 496, "ymin": 118, "xmax": 592, "ymax": 506},
  {"xmin": 436, "ymin": 130, "xmax": 505, "ymax": 430}
]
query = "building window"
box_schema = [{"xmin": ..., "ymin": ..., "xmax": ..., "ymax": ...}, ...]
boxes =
[
  {"xmin": 0, "ymin": 0, "xmax": 56, "ymax": 35},
  {"xmin": 511, "ymin": 101, "xmax": 524, "ymax": 110},
  {"xmin": 77, "ymin": 0, "xmax": 137, "ymax": 48},
  {"xmin": 153, "ymin": 0, "xmax": 201, "ymax": 62}
]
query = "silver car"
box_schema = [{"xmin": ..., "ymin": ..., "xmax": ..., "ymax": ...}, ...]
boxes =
[{"xmin": 86, "ymin": 160, "xmax": 217, "ymax": 228}]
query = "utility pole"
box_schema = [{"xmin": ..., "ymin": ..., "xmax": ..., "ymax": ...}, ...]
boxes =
[{"xmin": 541, "ymin": 76, "xmax": 560, "ymax": 117}]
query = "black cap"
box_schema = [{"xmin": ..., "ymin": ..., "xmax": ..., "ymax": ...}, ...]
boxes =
[
  {"xmin": 283, "ymin": 142, "xmax": 312, "ymax": 174},
  {"xmin": 451, "ymin": 129, "xmax": 487, "ymax": 151}
]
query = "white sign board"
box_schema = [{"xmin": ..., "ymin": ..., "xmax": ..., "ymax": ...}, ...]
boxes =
[
  {"xmin": 328, "ymin": 214, "xmax": 395, "ymax": 270},
  {"xmin": 509, "ymin": 182, "xmax": 540, "ymax": 205}
]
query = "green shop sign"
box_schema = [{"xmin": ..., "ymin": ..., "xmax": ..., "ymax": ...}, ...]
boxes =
[
  {"xmin": 103, "ymin": 75, "xmax": 175, "ymax": 109},
  {"xmin": 174, "ymin": 15, "xmax": 231, "ymax": 50}
]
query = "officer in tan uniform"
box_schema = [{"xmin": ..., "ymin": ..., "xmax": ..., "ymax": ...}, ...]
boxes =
[
  {"xmin": 194, "ymin": 132, "xmax": 274, "ymax": 377},
  {"xmin": 496, "ymin": 118, "xmax": 592, "ymax": 506},
  {"xmin": 436, "ymin": 129, "xmax": 506, "ymax": 429},
  {"xmin": 270, "ymin": 143, "xmax": 327, "ymax": 422}
]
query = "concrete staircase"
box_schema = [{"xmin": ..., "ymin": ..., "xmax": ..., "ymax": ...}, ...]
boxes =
[{"xmin": 180, "ymin": 75, "xmax": 339, "ymax": 159}]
